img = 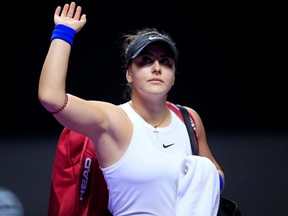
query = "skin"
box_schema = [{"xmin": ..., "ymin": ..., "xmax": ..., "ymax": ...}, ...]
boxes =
[{"xmin": 38, "ymin": 1, "xmax": 224, "ymax": 187}]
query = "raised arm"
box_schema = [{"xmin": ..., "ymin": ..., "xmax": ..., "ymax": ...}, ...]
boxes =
[
  {"xmin": 38, "ymin": 0, "xmax": 131, "ymax": 152},
  {"xmin": 38, "ymin": 2, "xmax": 86, "ymax": 113}
]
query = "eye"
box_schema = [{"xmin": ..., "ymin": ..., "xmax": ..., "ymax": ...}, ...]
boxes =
[
  {"xmin": 159, "ymin": 57, "xmax": 174, "ymax": 67},
  {"xmin": 135, "ymin": 55, "xmax": 153, "ymax": 66},
  {"xmin": 142, "ymin": 56, "xmax": 152, "ymax": 64}
]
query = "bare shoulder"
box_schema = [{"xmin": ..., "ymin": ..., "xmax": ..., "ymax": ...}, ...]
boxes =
[
  {"xmin": 184, "ymin": 106, "xmax": 202, "ymax": 122},
  {"xmin": 182, "ymin": 106, "xmax": 206, "ymax": 137}
]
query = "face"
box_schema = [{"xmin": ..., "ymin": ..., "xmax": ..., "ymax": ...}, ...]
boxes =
[{"xmin": 126, "ymin": 43, "xmax": 176, "ymax": 98}]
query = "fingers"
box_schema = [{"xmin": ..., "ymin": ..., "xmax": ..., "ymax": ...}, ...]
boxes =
[
  {"xmin": 53, "ymin": 1, "xmax": 86, "ymax": 30},
  {"xmin": 55, "ymin": 2, "xmax": 83, "ymax": 20},
  {"xmin": 54, "ymin": 6, "xmax": 62, "ymax": 16},
  {"xmin": 80, "ymin": 14, "xmax": 87, "ymax": 24},
  {"xmin": 74, "ymin": 6, "xmax": 83, "ymax": 20},
  {"xmin": 65, "ymin": 2, "xmax": 76, "ymax": 18},
  {"xmin": 60, "ymin": 2, "xmax": 74, "ymax": 18}
]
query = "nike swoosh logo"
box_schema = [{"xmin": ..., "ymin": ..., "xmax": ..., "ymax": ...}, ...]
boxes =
[
  {"xmin": 149, "ymin": 36, "xmax": 163, "ymax": 40},
  {"xmin": 163, "ymin": 143, "xmax": 175, "ymax": 148}
]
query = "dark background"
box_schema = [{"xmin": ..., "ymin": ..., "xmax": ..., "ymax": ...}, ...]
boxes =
[{"xmin": 1, "ymin": 1, "xmax": 287, "ymax": 215}]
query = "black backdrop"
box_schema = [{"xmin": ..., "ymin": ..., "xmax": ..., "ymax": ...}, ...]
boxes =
[
  {"xmin": 3, "ymin": 1, "xmax": 287, "ymax": 137},
  {"xmin": 1, "ymin": 1, "xmax": 287, "ymax": 215}
]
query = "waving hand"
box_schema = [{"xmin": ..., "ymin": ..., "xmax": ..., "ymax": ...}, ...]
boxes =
[{"xmin": 54, "ymin": 2, "xmax": 87, "ymax": 32}]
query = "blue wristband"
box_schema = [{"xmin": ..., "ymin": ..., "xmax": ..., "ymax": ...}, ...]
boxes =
[
  {"xmin": 219, "ymin": 174, "xmax": 224, "ymax": 191},
  {"xmin": 51, "ymin": 24, "xmax": 77, "ymax": 46}
]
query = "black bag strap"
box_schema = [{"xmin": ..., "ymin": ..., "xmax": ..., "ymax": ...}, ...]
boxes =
[{"xmin": 176, "ymin": 104, "xmax": 199, "ymax": 156}]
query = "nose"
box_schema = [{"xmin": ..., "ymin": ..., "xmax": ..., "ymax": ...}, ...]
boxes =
[{"xmin": 152, "ymin": 60, "xmax": 161, "ymax": 74}]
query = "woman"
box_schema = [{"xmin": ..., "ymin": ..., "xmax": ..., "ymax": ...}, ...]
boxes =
[{"xmin": 38, "ymin": 2, "xmax": 224, "ymax": 215}]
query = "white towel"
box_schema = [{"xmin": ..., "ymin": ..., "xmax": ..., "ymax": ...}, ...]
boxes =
[{"xmin": 174, "ymin": 155, "xmax": 220, "ymax": 216}]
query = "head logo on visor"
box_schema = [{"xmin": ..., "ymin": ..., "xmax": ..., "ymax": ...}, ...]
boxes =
[{"xmin": 125, "ymin": 31, "xmax": 178, "ymax": 68}]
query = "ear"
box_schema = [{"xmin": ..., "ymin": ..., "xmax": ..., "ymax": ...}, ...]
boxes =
[{"xmin": 126, "ymin": 69, "xmax": 132, "ymax": 83}]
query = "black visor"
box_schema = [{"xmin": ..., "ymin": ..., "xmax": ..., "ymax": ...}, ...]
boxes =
[{"xmin": 125, "ymin": 31, "xmax": 178, "ymax": 68}]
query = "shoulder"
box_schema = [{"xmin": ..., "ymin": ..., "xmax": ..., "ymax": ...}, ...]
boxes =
[
  {"xmin": 166, "ymin": 101, "xmax": 200, "ymax": 120},
  {"xmin": 185, "ymin": 106, "xmax": 201, "ymax": 119},
  {"xmin": 168, "ymin": 102, "xmax": 204, "ymax": 130},
  {"xmin": 183, "ymin": 106, "xmax": 204, "ymax": 127},
  {"xmin": 83, "ymin": 100, "xmax": 130, "ymax": 139}
]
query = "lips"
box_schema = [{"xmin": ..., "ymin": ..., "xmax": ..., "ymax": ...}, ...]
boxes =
[{"xmin": 148, "ymin": 78, "xmax": 163, "ymax": 82}]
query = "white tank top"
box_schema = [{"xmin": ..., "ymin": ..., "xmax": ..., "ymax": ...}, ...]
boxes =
[{"xmin": 101, "ymin": 101, "xmax": 191, "ymax": 215}]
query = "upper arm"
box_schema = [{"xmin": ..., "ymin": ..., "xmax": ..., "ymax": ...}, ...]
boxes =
[
  {"xmin": 53, "ymin": 94, "xmax": 120, "ymax": 139},
  {"xmin": 186, "ymin": 107, "xmax": 222, "ymax": 171}
]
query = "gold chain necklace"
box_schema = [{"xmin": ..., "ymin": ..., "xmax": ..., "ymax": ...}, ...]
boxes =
[{"xmin": 129, "ymin": 102, "xmax": 168, "ymax": 135}]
